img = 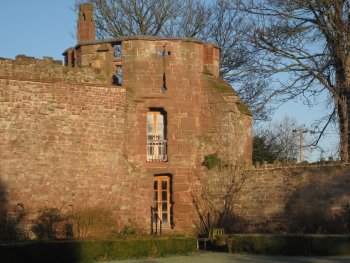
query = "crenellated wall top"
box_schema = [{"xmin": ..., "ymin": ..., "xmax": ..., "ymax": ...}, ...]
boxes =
[{"xmin": 0, "ymin": 55, "xmax": 112, "ymax": 86}]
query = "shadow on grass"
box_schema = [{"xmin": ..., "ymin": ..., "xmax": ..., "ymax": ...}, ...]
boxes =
[{"xmin": 0, "ymin": 241, "xmax": 82, "ymax": 263}]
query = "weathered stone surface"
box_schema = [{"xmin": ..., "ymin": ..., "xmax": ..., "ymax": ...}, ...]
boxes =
[
  {"xmin": 0, "ymin": 36, "xmax": 252, "ymax": 235},
  {"xmin": 0, "ymin": 4, "xmax": 254, "ymax": 236},
  {"xmin": 230, "ymin": 163, "xmax": 350, "ymax": 233}
]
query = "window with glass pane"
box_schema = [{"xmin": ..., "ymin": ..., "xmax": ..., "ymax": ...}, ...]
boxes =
[
  {"xmin": 153, "ymin": 176, "xmax": 171, "ymax": 226},
  {"xmin": 147, "ymin": 111, "xmax": 167, "ymax": 162},
  {"xmin": 147, "ymin": 112, "xmax": 164, "ymax": 140}
]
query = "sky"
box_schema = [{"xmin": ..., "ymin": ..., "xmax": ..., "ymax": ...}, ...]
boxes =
[
  {"xmin": 0, "ymin": 1, "xmax": 76, "ymax": 60},
  {"xmin": 0, "ymin": 1, "xmax": 339, "ymax": 162}
]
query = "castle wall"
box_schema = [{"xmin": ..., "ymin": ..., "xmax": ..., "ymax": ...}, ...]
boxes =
[
  {"xmin": 0, "ymin": 39, "xmax": 253, "ymax": 236},
  {"xmin": 0, "ymin": 56, "xmax": 110, "ymax": 85},
  {"xmin": 121, "ymin": 39, "xmax": 209, "ymax": 232},
  {"xmin": 119, "ymin": 39, "xmax": 252, "ymax": 233},
  {"xmin": 0, "ymin": 54, "xmax": 347, "ymax": 235},
  {"xmin": 197, "ymin": 161, "xmax": 350, "ymax": 234},
  {"xmin": 0, "ymin": 56, "xmax": 127, "ymax": 225},
  {"xmin": 231, "ymin": 162, "xmax": 350, "ymax": 233},
  {"xmin": 198, "ymin": 74, "xmax": 252, "ymax": 165}
]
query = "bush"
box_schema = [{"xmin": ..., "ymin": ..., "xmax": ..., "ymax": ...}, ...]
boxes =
[
  {"xmin": 0, "ymin": 237, "xmax": 197, "ymax": 263},
  {"xmin": 67, "ymin": 207, "xmax": 117, "ymax": 240},
  {"xmin": 0, "ymin": 211, "xmax": 27, "ymax": 241},
  {"xmin": 202, "ymin": 153, "xmax": 221, "ymax": 169},
  {"xmin": 228, "ymin": 234, "xmax": 350, "ymax": 256},
  {"xmin": 120, "ymin": 218, "xmax": 143, "ymax": 237},
  {"xmin": 32, "ymin": 208, "xmax": 64, "ymax": 240}
]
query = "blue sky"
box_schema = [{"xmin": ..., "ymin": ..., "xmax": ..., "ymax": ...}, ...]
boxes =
[
  {"xmin": 0, "ymin": 1, "xmax": 76, "ymax": 60},
  {"xmin": 0, "ymin": 1, "xmax": 339, "ymax": 161}
]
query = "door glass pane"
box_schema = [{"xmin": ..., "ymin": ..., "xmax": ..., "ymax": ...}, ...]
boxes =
[
  {"xmin": 162, "ymin": 191, "xmax": 167, "ymax": 201},
  {"xmin": 162, "ymin": 213, "xmax": 168, "ymax": 224},
  {"xmin": 154, "ymin": 177, "xmax": 170, "ymax": 226},
  {"xmin": 161, "ymin": 181, "xmax": 167, "ymax": 190}
]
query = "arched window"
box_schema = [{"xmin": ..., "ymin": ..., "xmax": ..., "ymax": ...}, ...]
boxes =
[{"xmin": 147, "ymin": 110, "xmax": 167, "ymax": 162}]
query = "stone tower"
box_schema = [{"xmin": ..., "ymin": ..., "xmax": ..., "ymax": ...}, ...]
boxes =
[{"xmin": 77, "ymin": 3, "xmax": 96, "ymax": 42}]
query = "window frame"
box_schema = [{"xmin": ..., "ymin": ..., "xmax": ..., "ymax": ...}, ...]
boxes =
[
  {"xmin": 146, "ymin": 109, "xmax": 167, "ymax": 162},
  {"xmin": 153, "ymin": 175, "xmax": 172, "ymax": 227}
]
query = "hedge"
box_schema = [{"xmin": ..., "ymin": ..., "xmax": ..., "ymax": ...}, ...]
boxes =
[
  {"xmin": 228, "ymin": 234, "xmax": 350, "ymax": 256},
  {"xmin": 0, "ymin": 237, "xmax": 196, "ymax": 263}
]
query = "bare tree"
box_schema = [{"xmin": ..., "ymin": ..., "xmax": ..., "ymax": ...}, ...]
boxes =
[
  {"xmin": 265, "ymin": 116, "xmax": 300, "ymax": 162},
  {"xmin": 236, "ymin": 0, "xmax": 350, "ymax": 161},
  {"xmin": 74, "ymin": 0, "xmax": 210, "ymax": 38},
  {"xmin": 192, "ymin": 164, "xmax": 250, "ymax": 235},
  {"xmin": 202, "ymin": 1, "xmax": 277, "ymax": 122},
  {"xmin": 162, "ymin": 0, "xmax": 211, "ymax": 38}
]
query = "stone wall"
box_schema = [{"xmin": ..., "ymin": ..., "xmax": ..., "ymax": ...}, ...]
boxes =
[
  {"xmin": 119, "ymin": 39, "xmax": 252, "ymax": 232},
  {"xmin": 231, "ymin": 162, "xmax": 350, "ymax": 233},
  {"xmin": 0, "ymin": 56, "xmax": 110, "ymax": 85},
  {"xmin": 0, "ymin": 56, "xmax": 127, "ymax": 227},
  {"xmin": 198, "ymin": 74, "xmax": 252, "ymax": 165},
  {"xmin": 0, "ymin": 38, "xmax": 252, "ymax": 236},
  {"xmin": 1, "ymin": 52, "xmax": 347, "ymax": 236}
]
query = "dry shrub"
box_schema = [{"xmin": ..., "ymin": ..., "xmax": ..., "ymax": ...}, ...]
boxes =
[
  {"xmin": 32, "ymin": 208, "xmax": 63, "ymax": 240},
  {"xmin": 67, "ymin": 207, "xmax": 117, "ymax": 239},
  {"xmin": 120, "ymin": 218, "xmax": 144, "ymax": 237},
  {"xmin": 0, "ymin": 210, "xmax": 28, "ymax": 241},
  {"xmin": 192, "ymin": 164, "xmax": 251, "ymax": 236}
]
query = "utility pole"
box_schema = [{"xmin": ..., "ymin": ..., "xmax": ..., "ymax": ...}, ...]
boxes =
[{"xmin": 292, "ymin": 128, "xmax": 308, "ymax": 162}]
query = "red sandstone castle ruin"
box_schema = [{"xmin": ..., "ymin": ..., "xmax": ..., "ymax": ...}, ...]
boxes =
[{"xmin": 0, "ymin": 4, "xmax": 252, "ymax": 234}]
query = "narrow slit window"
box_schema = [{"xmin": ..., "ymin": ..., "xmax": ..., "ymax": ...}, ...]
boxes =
[{"xmin": 114, "ymin": 44, "xmax": 122, "ymax": 58}]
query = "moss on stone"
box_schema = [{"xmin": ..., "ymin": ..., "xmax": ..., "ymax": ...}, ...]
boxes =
[
  {"xmin": 208, "ymin": 79, "xmax": 232, "ymax": 93},
  {"xmin": 202, "ymin": 68, "xmax": 213, "ymax": 76},
  {"xmin": 202, "ymin": 153, "xmax": 221, "ymax": 169},
  {"xmin": 196, "ymin": 135, "xmax": 213, "ymax": 145},
  {"xmin": 203, "ymin": 73, "xmax": 237, "ymax": 94},
  {"xmin": 203, "ymin": 74, "xmax": 251, "ymax": 116},
  {"xmin": 236, "ymin": 100, "xmax": 252, "ymax": 116}
]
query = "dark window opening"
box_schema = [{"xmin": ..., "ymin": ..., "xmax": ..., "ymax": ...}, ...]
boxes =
[
  {"xmin": 114, "ymin": 44, "xmax": 122, "ymax": 58},
  {"xmin": 113, "ymin": 66, "xmax": 122, "ymax": 86}
]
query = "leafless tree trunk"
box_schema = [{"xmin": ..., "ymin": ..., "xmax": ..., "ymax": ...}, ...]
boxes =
[
  {"xmin": 191, "ymin": 164, "xmax": 250, "ymax": 234},
  {"xmin": 236, "ymin": 0, "xmax": 350, "ymax": 161}
]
